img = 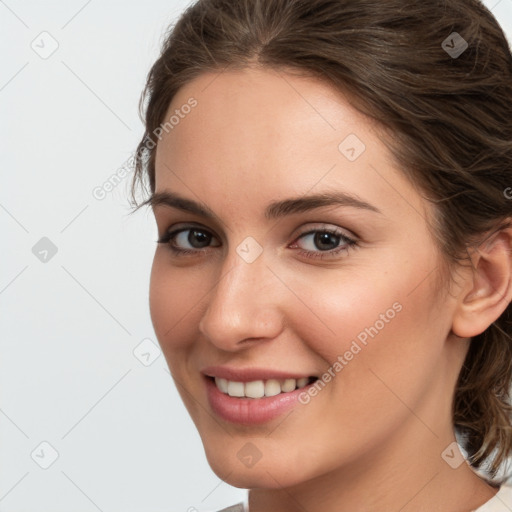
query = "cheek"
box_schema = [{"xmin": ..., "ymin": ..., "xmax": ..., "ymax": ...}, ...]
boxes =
[
  {"xmin": 148, "ymin": 253, "xmax": 207, "ymax": 351},
  {"xmin": 288, "ymin": 250, "xmax": 446, "ymax": 390}
]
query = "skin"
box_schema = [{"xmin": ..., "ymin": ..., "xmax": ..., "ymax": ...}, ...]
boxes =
[{"xmin": 149, "ymin": 66, "xmax": 511, "ymax": 512}]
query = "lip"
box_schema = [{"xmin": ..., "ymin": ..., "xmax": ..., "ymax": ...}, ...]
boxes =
[
  {"xmin": 202, "ymin": 369, "xmax": 319, "ymax": 425},
  {"xmin": 201, "ymin": 365, "xmax": 316, "ymax": 382}
]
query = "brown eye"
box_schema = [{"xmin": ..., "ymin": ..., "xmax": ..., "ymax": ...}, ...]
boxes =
[
  {"xmin": 291, "ymin": 228, "xmax": 358, "ymax": 261},
  {"xmin": 157, "ymin": 226, "xmax": 221, "ymax": 255}
]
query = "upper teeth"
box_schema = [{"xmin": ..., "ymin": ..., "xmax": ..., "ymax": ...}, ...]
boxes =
[{"xmin": 214, "ymin": 377, "xmax": 311, "ymax": 398}]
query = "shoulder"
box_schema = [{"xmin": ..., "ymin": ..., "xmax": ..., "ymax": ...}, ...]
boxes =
[{"xmin": 474, "ymin": 483, "xmax": 512, "ymax": 511}]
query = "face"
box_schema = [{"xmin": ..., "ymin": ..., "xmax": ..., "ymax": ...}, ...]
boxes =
[{"xmin": 149, "ymin": 66, "xmax": 463, "ymax": 489}]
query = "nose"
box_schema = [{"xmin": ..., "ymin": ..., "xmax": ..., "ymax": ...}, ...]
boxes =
[{"xmin": 198, "ymin": 246, "xmax": 284, "ymax": 351}]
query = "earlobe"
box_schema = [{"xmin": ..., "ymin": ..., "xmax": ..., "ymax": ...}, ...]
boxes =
[{"xmin": 451, "ymin": 226, "xmax": 512, "ymax": 339}]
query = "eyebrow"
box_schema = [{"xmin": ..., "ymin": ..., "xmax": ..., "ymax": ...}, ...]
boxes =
[{"xmin": 146, "ymin": 190, "xmax": 382, "ymax": 221}]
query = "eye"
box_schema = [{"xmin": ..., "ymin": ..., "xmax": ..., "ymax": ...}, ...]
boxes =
[
  {"xmin": 290, "ymin": 227, "xmax": 357, "ymax": 260},
  {"xmin": 157, "ymin": 226, "xmax": 220, "ymax": 255},
  {"xmin": 157, "ymin": 224, "xmax": 358, "ymax": 260}
]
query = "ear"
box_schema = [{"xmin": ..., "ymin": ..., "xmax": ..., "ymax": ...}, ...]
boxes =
[{"xmin": 451, "ymin": 225, "xmax": 512, "ymax": 339}]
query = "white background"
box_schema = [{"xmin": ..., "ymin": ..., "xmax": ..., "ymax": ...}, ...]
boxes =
[{"xmin": 1, "ymin": 1, "xmax": 511, "ymax": 511}]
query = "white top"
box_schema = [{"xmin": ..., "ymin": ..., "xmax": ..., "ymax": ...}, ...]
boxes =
[
  {"xmin": 472, "ymin": 483, "xmax": 512, "ymax": 511},
  {"xmin": 213, "ymin": 483, "xmax": 512, "ymax": 511}
]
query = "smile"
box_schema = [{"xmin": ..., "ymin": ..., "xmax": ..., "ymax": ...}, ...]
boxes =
[{"xmin": 213, "ymin": 376, "xmax": 318, "ymax": 398}]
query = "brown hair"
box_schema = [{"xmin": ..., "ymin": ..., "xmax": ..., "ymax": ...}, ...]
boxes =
[{"xmin": 130, "ymin": 0, "xmax": 512, "ymax": 483}]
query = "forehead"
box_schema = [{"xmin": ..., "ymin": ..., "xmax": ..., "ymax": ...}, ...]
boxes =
[
  {"xmin": 156, "ymin": 68, "xmax": 381, "ymax": 179},
  {"xmin": 152, "ymin": 66, "xmax": 428, "ymax": 227},
  {"xmin": 160, "ymin": 67, "xmax": 370, "ymax": 146}
]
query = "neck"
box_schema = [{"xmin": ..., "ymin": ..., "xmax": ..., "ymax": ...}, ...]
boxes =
[{"xmin": 248, "ymin": 415, "xmax": 499, "ymax": 512}]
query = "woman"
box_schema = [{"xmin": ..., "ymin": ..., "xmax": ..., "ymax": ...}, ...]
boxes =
[{"xmin": 130, "ymin": 0, "xmax": 512, "ymax": 510}]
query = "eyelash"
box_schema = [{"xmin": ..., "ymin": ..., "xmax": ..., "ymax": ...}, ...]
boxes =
[{"xmin": 156, "ymin": 225, "xmax": 358, "ymax": 260}]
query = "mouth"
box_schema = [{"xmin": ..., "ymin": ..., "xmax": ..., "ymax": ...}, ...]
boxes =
[
  {"xmin": 202, "ymin": 368, "xmax": 321, "ymax": 425},
  {"xmin": 208, "ymin": 375, "xmax": 318, "ymax": 399}
]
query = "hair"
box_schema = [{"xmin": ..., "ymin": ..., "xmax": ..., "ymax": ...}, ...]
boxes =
[{"xmin": 130, "ymin": 0, "xmax": 512, "ymax": 484}]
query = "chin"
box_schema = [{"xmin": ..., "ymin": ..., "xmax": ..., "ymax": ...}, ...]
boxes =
[{"xmin": 202, "ymin": 442, "xmax": 313, "ymax": 489}]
